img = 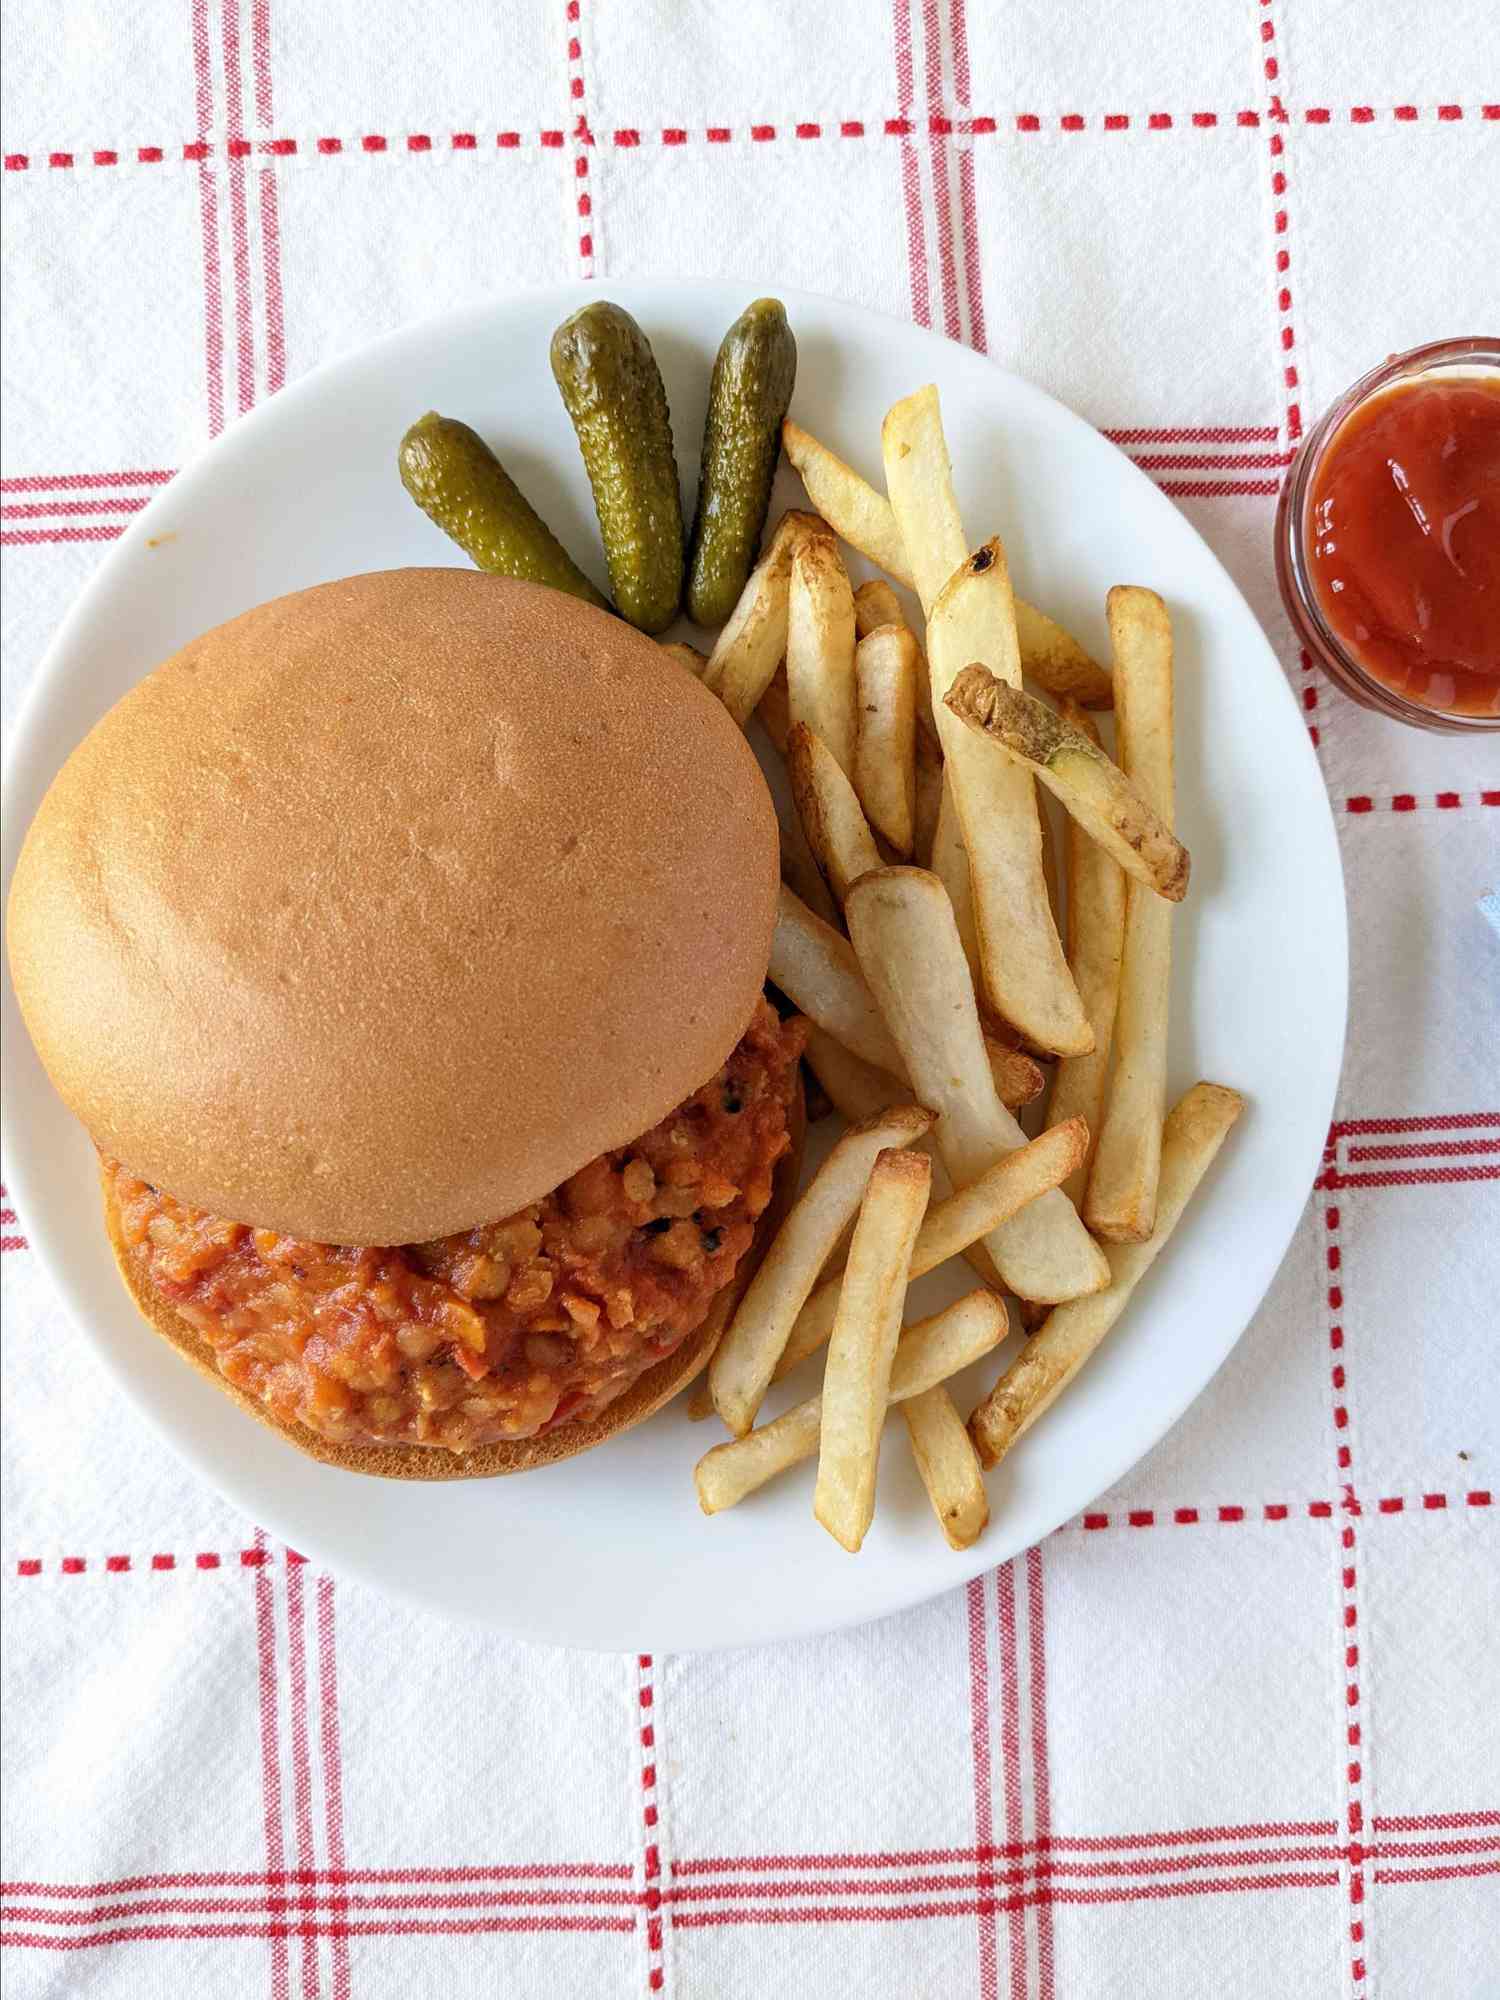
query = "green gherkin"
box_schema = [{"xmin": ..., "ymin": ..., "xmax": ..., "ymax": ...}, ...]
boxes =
[
  {"xmin": 398, "ymin": 411, "xmax": 609, "ymax": 609},
  {"xmin": 686, "ymin": 299, "xmax": 798, "ymax": 629},
  {"xmin": 550, "ymin": 302, "xmax": 685, "ymax": 634}
]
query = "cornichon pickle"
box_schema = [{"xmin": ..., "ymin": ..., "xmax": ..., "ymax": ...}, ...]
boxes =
[
  {"xmin": 549, "ymin": 303, "xmax": 684, "ymax": 634},
  {"xmin": 686, "ymin": 299, "xmax": 798, "ymax": 629},
  {"xmin": 398, "ymin": 411, "xmax": 609, "ymax": 610}
]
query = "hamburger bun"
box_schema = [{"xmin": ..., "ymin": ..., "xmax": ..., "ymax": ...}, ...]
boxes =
[
  {"xmin": 7, "ymin": 569, "xmax": 779, "ymax": 1245},
  {"xmin": 100, "ymin": 1079, "xmax": 803, "ymax": 1479}
]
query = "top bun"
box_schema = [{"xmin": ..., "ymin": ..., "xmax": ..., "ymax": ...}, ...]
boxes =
[{"xmin": 7, "ymin": 569, "xmax": 779, "ymax": 1244}]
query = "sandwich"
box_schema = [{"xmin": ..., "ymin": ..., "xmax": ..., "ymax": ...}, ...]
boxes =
[{"xmin": 6, "ymin": 568, "xmax": 804, "ymax": 1477}]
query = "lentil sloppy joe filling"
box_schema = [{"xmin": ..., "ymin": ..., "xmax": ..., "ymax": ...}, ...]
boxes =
[{"xmin": 109, "ymin": 1002, "xmax": 803, "ymax": 1453}]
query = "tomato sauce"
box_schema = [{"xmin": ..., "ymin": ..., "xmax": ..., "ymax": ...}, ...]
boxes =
[
  {"xmin": 110, "ymin": 1001, "xmax": 803, "ymax": 1453},
  {"xmin": 1305, "ymin": 375, "xmax": 1500, "ymax": 718}
]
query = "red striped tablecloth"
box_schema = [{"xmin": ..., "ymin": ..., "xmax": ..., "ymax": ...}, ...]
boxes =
[{"xmin": 2, "ymin": 5, "xmax": 1496, "ymax": 1995}]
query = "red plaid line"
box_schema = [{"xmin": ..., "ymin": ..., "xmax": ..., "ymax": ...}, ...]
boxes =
[
  {"xmin": 11, "ymin": 1488, "xmax": 1492, "ymax": 1576},
  {"xmin": 1318, "ymin": 1114, "xmax": 1500, "ymax": 1192},
  {"xmin": 4, "ymin": 106, "xmax": 1494, "ymax": 170},
  {"xmin": 636, "ymin": 1653, "xmax": 666, "ymax": 1992},
  {"xmin": 565, "ymin": 1, "xmax": 595, "ymax": 275},
  {"xmin": 12, "ymin": 1820, "xmax": 1491, "ymax": 1951}
]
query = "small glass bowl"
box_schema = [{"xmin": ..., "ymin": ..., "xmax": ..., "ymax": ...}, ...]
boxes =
[{"xmin": 1275, "ymin": 335, "xmax": 1500, "ymax": 734}]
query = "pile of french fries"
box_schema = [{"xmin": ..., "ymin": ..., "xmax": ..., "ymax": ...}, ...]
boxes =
[{"xmin": 684, "ymin": 387, "xmax": 1245, "ymax": 1556}]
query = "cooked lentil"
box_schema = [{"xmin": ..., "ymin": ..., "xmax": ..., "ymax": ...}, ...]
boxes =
[{"xmin": 110, "ymin": 1001, "xmax": 802, "ymax": 1452}]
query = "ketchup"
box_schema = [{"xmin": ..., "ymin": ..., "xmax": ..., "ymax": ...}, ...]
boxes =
[{"xmin": 1306, "ymin": 375, "xmax": 1500, "ymax": 718}]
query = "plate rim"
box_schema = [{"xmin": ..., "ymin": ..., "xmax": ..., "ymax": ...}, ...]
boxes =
[{"xmin": 1, "ymin": 278, "xmax": 1348, "ymax": 1650}]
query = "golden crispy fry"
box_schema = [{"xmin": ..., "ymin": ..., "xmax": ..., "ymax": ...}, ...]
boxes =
[
  {"xmin": 814, "ymin": 1147, "xmax": 932, "ymax": 1551},
  {"xmin": 930, "ymin": 776, "xmax": 983, "ymax": 994},
  {"xmin": 945, "ymin": 667, "xmax": 1190, "ymax": 901},
  {"xmin": 769, "ymin": 884, "xmax": 905, "ymax": 1074},
  {"xmin": 926, "ymin": 545, "xmax": 1090, "ymax": 1056},
  {"xmin": 1046, "ymin": 699, "xmax": 1127, "ymax": 1205},
  {"xmin": 795, "ymin": 405, "xmax": 1106, "ymax": 697},
  {"xmin": 786, "ymin": 534, "xmax": 858, "ymax": 779},
  {"xmin": 991, "ymin": 1040, "xmax": 1045, "ymax": 1112},
  {"xmin": 707, "ymin": 508, "xmax": 825, "ymax": 723},
  {"xmin": 880, "ymin": 386, "xmax": 968, "ymax": 617},
  {"xmin": 797, "ymin": 1022, "xmax": 1008, "ymax": 1295},
  {"xmin": 853, "ymin": 577, "xmax": 907, "ymax": 637},
  {"xmin": 1013, "ymin": 599, "xmax": 1113, "ymax": 708},
  {"xmin": 798, "ymin": 1012, "xmax": 1039, "ymax": 1123},
  {"xmin": 1084, "ymin": 587, "xmax": 1176, "ymax": 1241},
  {"xmin": 799, "ymin": 1019, "xmax": 909, "ymax": 1123},
  {"xmin": 913, "ymin": 710, "xmax": 944, "ymax": 868},
  {"xmin": 775, "ymin": 1118, "xmax": 1086, "ymax": 1383},
  {"xmin": 777, "ymin": 803, "xmax": 840, "ymax": 927},
  {"xmin": 756, "ymin": 662, "xmax": 791, "ymax": 754},
  {"xmin": 788, "ymin": 722, "xmax": 884, "ymax": 907},
  {"xmin": 846, "ymin": 866, "xmax": 1108, "ymax": 1302},
  {"xmin": 1039, "ymin": 787, "xmax": 1062, "ymax": 934},
  {"xmin": 971, "ymin": 1083, "xmax": 1244, "ymax": 1465},
  {"xmin": 659, "ymin": 641, "xmax": 709, "ymax": 677},
  {"xmin": 695, "ymin": 1289, "xmax": 1007, "ymax": 1513},
  {"xmin": 901, "ymin": 1387, "xmax": 990, "ymax": 1549},
  {"xmin": 852, "ymin": 625, "xmax": 920, "ymax": 856},
  {"xmin": 784, "ymin": 419, "xmax": 917, "ymax": 584},
  {"xmin": 708, "ymin": 1104, "xmax": 934, "ymax": 1436}
]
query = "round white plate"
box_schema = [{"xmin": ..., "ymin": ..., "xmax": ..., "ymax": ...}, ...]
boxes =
[{"xmin": 1, "ymin": 283, "xmax": 1345, "ymax": 1651}]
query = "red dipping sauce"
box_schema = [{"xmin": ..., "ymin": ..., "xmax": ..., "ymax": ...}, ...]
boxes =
[
  {"xmin": 1276, "ymin": 339, "xmax": 1500, "ymax": 732},
  {"xmin": 1306, "ymin": 376, "xmax": 1500, "ymax": 718}
]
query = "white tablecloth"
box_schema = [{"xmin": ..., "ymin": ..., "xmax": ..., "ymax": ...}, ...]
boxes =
[{"xmin": 3, "ymin": 4, "xmax": 1497, "ymax": 1994}]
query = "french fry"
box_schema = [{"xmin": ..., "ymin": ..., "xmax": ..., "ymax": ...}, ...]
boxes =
[
  {"xmin": 930, "ymin": 776, "xmax": 984, "ymax": 994},
  {"xmin": 1045, "ymin": 700, "xmax": 1127, "ymax": 1205},
  {"xmin": 786, "ymin": 534, "xmax": 858, "ymax": 779},
  {"xmin": 880, "ymin": 386, "xmax": 968, "ymax": 617},
  {"xmin": 970, "ymin": 1083, "xmax": 1245, "ymax": 1465},
  {"xmin": 707, "ymin": 508, "xmax": 824, "ymax": 722},
  {"xmin": 926, "ymin": 545, "xmax": 1091, "ymax": 1055},
  {"xmin": 1014, "ymin": 600, "xmax": 1113, "ymax": 708},
  {"xmin": 913, "ymin": 710, "xmax": 944, "ymax": 867},
  {"xmin": 799, "ymin": 1019, "xmax": 909, "ymax": 1124},
  {"xmin": 993, "ymin": 1042, "xmax": 1047, "ymax": 1112},
  {"xmin": 800, "ymin": 1013, "xmax": 1041, "ymax": 1123},
  {"xmin": 777, "ymin": 803, "xmax": 840, "ymax": 927},
  {"xmin": 798, "ymin": 1021, "xmax": 1005, "ymax": 1296},
  {"xmin": 756, "ymin": 662, "xmax": 791, "ymax": 754},
  {"xmin": 852, "ymin": 624, "xmax": 919, "ymax": 856},
  {"xmin": 814, "ymin": 1147, "xmax": 932, "ymax": 1551},
  {"xmin": 802, "ymin": 1059, "xmax": 834, "ymax": 1125},
  {"xmin": 945, "ymin": 668, "xmax": 1190, "ymax": 901},
  {"xmin": 696, "ymin": 1289, "xmax": 1007, "ymax": 1513},
  {"xmin": 902, "ymin": 1387, "xmax": 990, "ymax": 1549},
  {"xmin": 803, "ymin": 1024, "xmax": 1035, "ymax": 1291},
  {"xmin": 1039, "ymin": 788, "xmax": 1062, "ymax": 934},
  {"xmin": 769, "ymin": 885, "xmax": 906, "ymax": 1074},
  {"xmin": 787, "ymin": 722, "xmax": 884, "ymax": 907},
  {"xmin": 708, "ymin": 1104, "xmax": 934, "ymax": 1436},
  {"xmin": 774, "ymin": 1118, "xmax": 1087, "ymax": 1383},
  {"xmin": 846, "ymin": 867, "xmax": 1109, "ymax": 1302},
  {"xmin": 796, "ymin": 404, "xmax": 1106, "ymax": 699},
  {"xmin": 1084, "ymin": 587, "xmax": 1176, "ymax": 1241},
  {"xmin": 784, "ymin": 419, "xmax": 917, "ymax": 585},
  {"xmin": 659, "ymin": 641, "xmax": 709, "ymax": 677},
  {"xmin": 853, "ymin": 577, "xmax": 907, "ymax": 638}
]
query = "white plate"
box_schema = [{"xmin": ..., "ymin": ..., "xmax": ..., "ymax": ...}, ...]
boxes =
[{"xmin": 1, "ymin": 283, "xmax": 1346, "ymax": 1652}]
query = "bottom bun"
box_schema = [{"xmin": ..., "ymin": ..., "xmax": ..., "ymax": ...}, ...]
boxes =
[{"xmin": 101, "ymin": 1080, "xmax": 804, "ymax": 1480}]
